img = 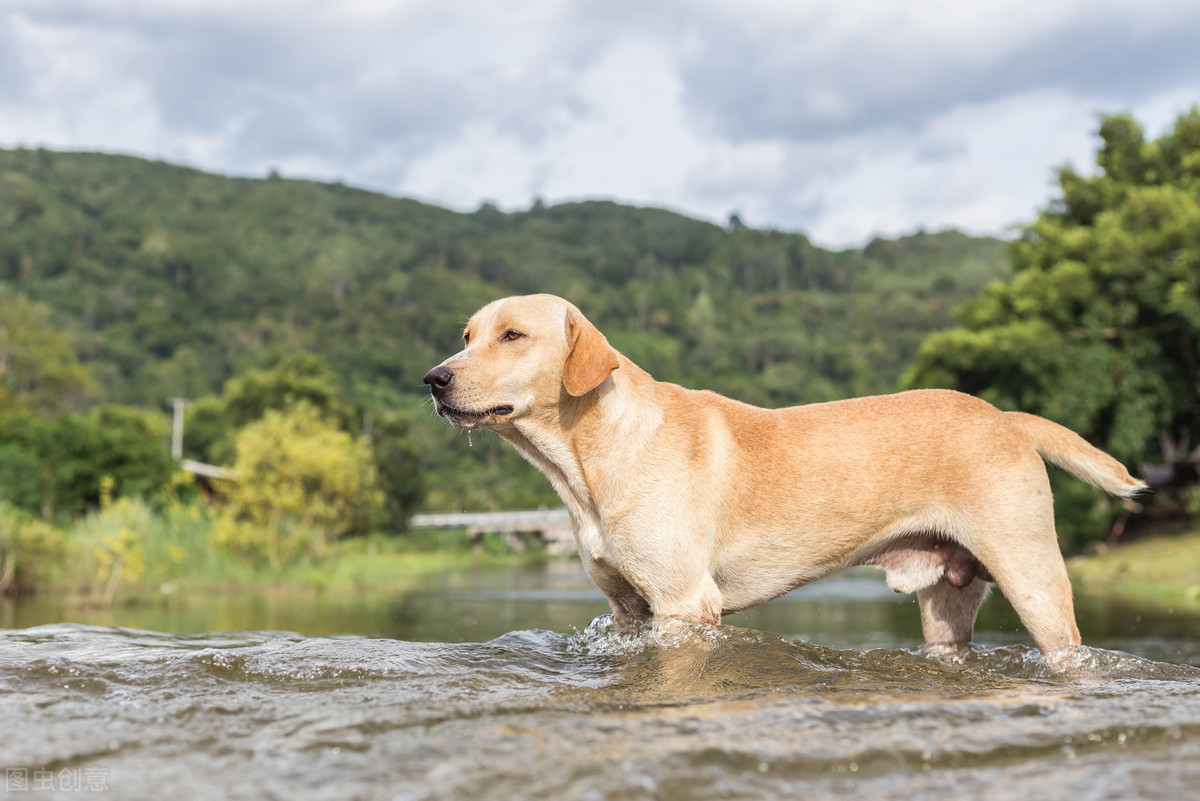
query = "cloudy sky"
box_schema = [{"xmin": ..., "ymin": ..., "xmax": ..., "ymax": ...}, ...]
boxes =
[{"xmin": 3, "ymin": 0, "xmax": 1199, "ymax": 247}]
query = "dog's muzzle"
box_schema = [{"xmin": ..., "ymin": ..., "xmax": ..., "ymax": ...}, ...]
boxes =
[
  {"xmin": 423, "ymin": 366, "xmax": 513, "ymax": 425},
  {"xmin": 423, "ymin": 365, "xmax": 454, "ymax": 397}
]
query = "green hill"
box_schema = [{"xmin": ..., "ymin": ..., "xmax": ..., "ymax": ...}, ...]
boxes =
[{"xmin": 0, "ymin": 147, "xmax": 1010, "ymax": 510}]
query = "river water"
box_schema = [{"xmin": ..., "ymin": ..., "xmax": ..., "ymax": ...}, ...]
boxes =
[{"xmin": 2, "ymin": 563, "xmax": 1199, "ymax": 800}]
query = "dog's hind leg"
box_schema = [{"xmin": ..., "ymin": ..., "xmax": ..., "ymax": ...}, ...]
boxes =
[
  {"xmin": 917, "ymin": 577, "xmax": 991, "ymax": 658},
  {"xmin": 979, "ymin": 544, "xmax": 1081, "ymax": 655},
  {"xmin": 967, "ymin": 498, "xmax": 1082, "ymax": 657}
]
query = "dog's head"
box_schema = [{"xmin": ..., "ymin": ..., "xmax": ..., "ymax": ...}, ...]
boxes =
[{"xmin": 423, "ymin": 294, "xmax": 619, "ymax": 430}]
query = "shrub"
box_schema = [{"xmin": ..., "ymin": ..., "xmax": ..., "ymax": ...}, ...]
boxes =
[
  {"xmin": 0, "ymin": 502, "xmax": 66, "ymax": 596},
  {"xmin": 214, "ymin": 403, "xmax": 383, "ymax": 568}
]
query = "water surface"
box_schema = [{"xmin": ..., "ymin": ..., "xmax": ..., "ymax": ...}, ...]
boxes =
[{"xmin": 2, "ymin": 564, "xmax": 1198, "ymax": 800}]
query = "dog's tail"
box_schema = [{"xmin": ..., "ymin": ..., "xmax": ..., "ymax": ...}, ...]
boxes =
[{"xmin": 1006, "ymin": 412, "xmax": 1148, "ymax": 498}]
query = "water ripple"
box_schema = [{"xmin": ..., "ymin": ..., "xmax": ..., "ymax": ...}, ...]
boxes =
[{"xmin": 1, "ymin": 619, "xmax": 1199, "ymax": 800}]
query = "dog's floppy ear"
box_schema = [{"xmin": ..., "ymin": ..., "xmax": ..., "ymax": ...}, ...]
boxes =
[{"xmin": 563, "ymin": 309, "xmax": 619, "ymax": 397}]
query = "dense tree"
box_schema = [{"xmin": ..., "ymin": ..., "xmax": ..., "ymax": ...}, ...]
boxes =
[
  {"xmin": 184, "ymin": 352, "xmax": 353, "ymax": 464},
  {"xmin": 0, "ymin": 291, "xmax": 93, "ymax": 414},
  {"xmin": 905, "ymin": 109, "xmax": 1200, "ymax": 467},
  {"xmin": 905, "ymin": 109, "xmax": 1200, "ymax": 542},
  {"xmin": 221, "ymin": 352, "xmax": 353, "ymax": 429},
  {"xmin": 367, "ymin": 409, "xmax": 425, "ymax": 531},
  {"xmin": 0, "ymin": 406, "xmax": 173, "ymax": 519}
]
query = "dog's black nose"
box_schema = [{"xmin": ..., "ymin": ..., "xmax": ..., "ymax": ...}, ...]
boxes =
[{"xmin": 423, "ymin": 366, "xmax": 454, "ymax": 393}]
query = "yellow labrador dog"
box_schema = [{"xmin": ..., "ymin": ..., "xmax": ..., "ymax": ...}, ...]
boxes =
[{"xmin": 423, "ymin": 294, "xmax": 1145, "ymax": 659}]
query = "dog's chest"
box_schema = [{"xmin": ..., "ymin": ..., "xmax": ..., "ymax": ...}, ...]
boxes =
[{"xmin": 571, "ymin": 512, "xmax": 612, "ymax": 562}]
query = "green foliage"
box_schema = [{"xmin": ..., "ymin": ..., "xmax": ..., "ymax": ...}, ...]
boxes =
[
  {"xmin": 179, "ymin": 352, "xmax": 425, "ymax": 528},
  {"xmin": 214, "ymin": 403, "xmax": 384, "ymax": 568},
  {"xmin": 0, "ymin": 290, "xmax": 93, "ymax": 413},
  {"xmin": 0, "ymin": 502, "xmax": 66, "ymax": 596},
  {"xmin": 1051, "ymin": 473, "xmax": 1128, "ymax": 554},
  {"xmin": 85, "ymin": 485, "xmax": 148, "ymax": 604},
  {"xmin": 181, "ymin": 395, "xmax": 232, "ymax": 466},
  {"xmin": 66, "ymin": 492, "xmax": 254, "ymax": 602},
  {"xmin": 367, "ymin": 408, "xmax": 425, "ymax": 531},
  {"xmin": 905, "ymin": 109, "xmax": 1200, "ymax": 467},
  {"xmin": 185, "ymin": 351, "xmax": 354, "ymax": 464},
  {"xmin": 221, "ymin": 351, "xmax": 354, "ymax": 431},
  {"xmin": 0, "ymin": 405, "xmax": 173, "ymax": 518},
  {"xmin": 83, "ymin": 406, "xmax": 176, "ymax": 499},
  {"xmin": 0, "ymin": 422, "xmax": 45, "ymax": 514}
]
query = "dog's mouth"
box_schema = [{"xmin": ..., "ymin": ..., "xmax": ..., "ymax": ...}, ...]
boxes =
[{"xmin": 435, "ymin": 401, "xmax": 515, "ymax": 428}]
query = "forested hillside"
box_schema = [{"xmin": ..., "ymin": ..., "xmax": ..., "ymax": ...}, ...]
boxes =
[{"xmin": 0, "ymin": 148, "xmax": 1009, "ymax": 512}]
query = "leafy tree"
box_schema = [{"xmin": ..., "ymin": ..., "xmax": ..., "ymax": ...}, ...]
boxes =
[
  {"xmin": 222, "ymin": 352, "xmax": 353, "ymax": 429},
  {"xmin": 0, "ymin": 406, "xmax": 172, "ymax": 519},
  {"xmin": 181, "ymin": 395, "xmax": 232, "ymax": 465},
  {"xmin": 214, "ymin": 403, "xmax": 383, "ymax": 568},
  {"xmin": 905, "ymin": 109, "xmax": 1200, "ymax": 544},
  {"xmin": 905, "ymin": 109, "xmax": 1200, "ymax": 467},
  {"xmin": 82, "ymin": 406, "xmax": 176, "ymax": 500},
  {"xmin": 368, "ymin": 409, "xmax": 425, "ymax": 531},
  {"xmin": 184, "ymin": 352, "xmax": 429, "ymax": 527},
  {"xmin": 0, "ymin": 414, "xmax": 51, "ymax": 516},
  {"xmin": 0, "ymin": 291, "xmax": 92, "ymax": 414},
  {"xmin": 184, "ymin": 352, "xmax": 353, "ymax": 464}
]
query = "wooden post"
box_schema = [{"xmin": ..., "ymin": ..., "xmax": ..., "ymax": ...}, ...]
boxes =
[{"xmin": 171, "ymin": 397, "xmax": 188, "ymax": 461}]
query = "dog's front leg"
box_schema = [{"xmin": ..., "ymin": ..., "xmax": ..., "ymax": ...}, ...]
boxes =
[
  {"xmin": 582, "ymin": 555, "xmax": 651, "ymax": 634},
  {"xmin": 608, "ymin": 595, "xmax": 653, "ymax": 635},
  {"xmin": 643, "ymin": 574, "xmax": 723, "ymax": 628}
]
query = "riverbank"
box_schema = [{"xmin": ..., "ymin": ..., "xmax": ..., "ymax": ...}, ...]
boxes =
[
  {"xmin": 105, "ymin": 545, "xmax": 558, "ymax": 604},
  {"xmin": 1068, "ymin": 528, "xmax": 1200, "ymax": 607},
  {"xmin": 0, "ymin": 497, "xmax": 558, "ymax": 605}
]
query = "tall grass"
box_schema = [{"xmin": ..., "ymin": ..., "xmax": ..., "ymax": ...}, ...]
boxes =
[
  {"xmin": 2, "ymin": 494, "xmax": 549, "ymax": 603},
  {"xmin": 68, "ymin": 497, "xmax": 260, "ymax": 601}
]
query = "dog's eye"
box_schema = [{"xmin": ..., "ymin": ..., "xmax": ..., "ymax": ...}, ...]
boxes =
[
  {"xmin": 501, "ymin": 330, "xmax": 525, "ymax": 342},
  {"xmin": 462, "ymin": 332, "xmax": 471, "ymax": 345}
]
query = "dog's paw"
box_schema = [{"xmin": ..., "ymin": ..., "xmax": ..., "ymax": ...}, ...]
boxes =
[
  {"xmin": 917, "ymin": 641, "xmax": 973, "ymax": 665},
  {"xmin": 1042, "ymin": 645, "xmax": 1090, "ymax": 674},
  {"xmin": 611, "ymin": 614, "xmax": 647, "ymax": 637}
]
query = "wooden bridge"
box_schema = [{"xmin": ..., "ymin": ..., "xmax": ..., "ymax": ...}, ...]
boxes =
[{"xmin": 408, "ymin": 508, "xmax": 576, "ymax": 552}]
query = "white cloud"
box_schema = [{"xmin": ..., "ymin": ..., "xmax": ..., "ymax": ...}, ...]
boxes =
[
  {"xmin": 795, "ymin": 91, "xmax": 1102, "ymax": 245},
  {"xmin": 1, "ymin": 0, "xmax": 1199, "ymax": 248}
]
